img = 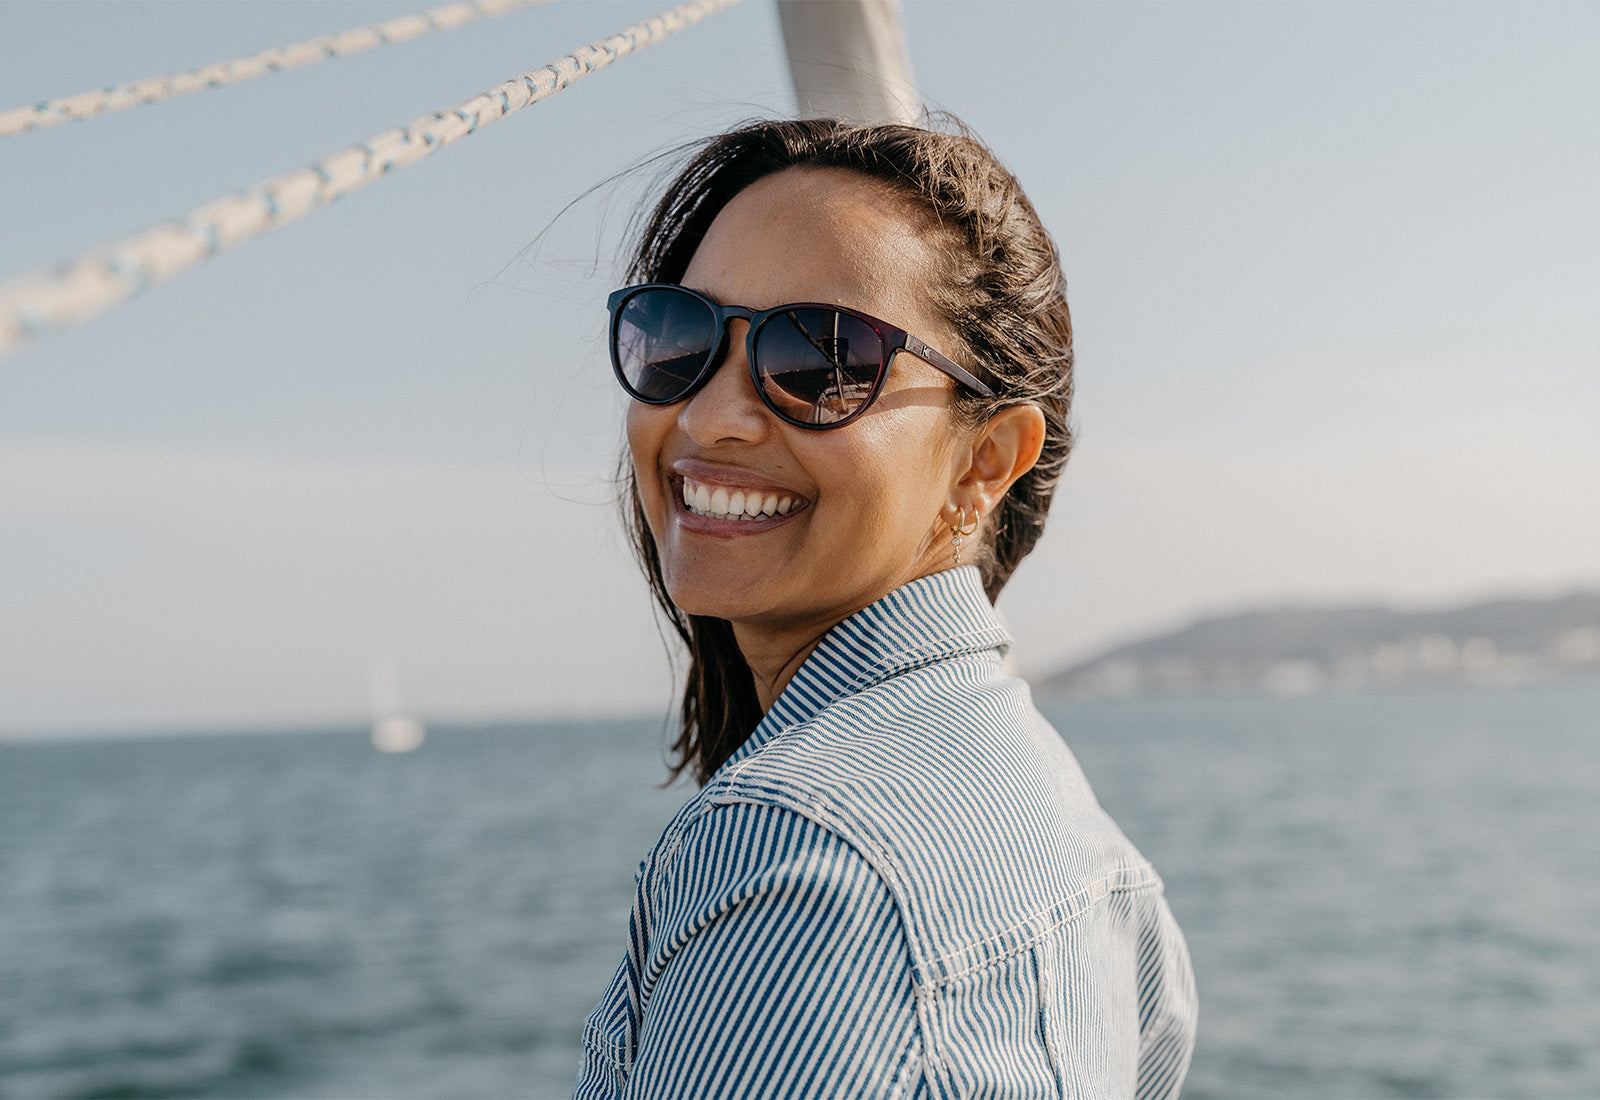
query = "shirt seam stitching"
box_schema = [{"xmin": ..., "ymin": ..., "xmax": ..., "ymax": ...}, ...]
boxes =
[
  {"xmin": 920, "ymin": 870, "xmax": 1164, "ymax": 988},
  {"xmin": 699, "ymin": 792, "xmax": 1160, "ymax": 996}
]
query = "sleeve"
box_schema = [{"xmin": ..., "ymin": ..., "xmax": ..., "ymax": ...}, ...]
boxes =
[
  {"xmin": 1134, "ymin": 892, "xmax": 1198, "ymax": 1100},
  {"xmin": 625, "ymin": 801, "xmax": 921, "ymax": 1099}
]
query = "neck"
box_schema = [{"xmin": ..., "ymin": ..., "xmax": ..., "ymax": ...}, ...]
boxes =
[
  {"xmin": 733, "ymin": 623, "xmax": 830, "ymax": 712},
  {"xmin": 731, "ymin": 560, "xmax": 956, "ymax": 712}
]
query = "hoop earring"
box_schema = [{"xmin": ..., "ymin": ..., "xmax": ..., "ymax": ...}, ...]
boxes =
[{"xmin": 950, "ymin": 508, "xmax": 980, "ymax": 567}]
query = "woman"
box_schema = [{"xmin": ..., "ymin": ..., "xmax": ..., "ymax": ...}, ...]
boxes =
[{"xmin": 576, "ymin": 119, "xmax": 1196, "ymax": 1099}]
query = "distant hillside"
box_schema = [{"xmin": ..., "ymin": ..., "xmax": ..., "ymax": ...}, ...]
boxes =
[{"xmin": 1041, "ymin": 591, "xmax": 1600, "ymax": 698}]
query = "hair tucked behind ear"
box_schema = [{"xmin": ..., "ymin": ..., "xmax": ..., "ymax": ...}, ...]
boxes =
[{"xmin": 621, "ymin": 118, "xmax": 1073, "ymax": 784}]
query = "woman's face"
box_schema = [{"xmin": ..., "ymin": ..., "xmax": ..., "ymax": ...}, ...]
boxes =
[{"xmin": 626, "ymin": 166, "xmax": 973, "ymax": 647}]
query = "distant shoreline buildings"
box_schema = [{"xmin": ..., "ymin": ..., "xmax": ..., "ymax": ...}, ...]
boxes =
[{"xmin": 1043, "ymin": 592, "xmax": 1600, "ymax": 699}]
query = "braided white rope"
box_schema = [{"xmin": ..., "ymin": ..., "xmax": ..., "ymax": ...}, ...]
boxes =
[
  {"xmin": 0, "ymin": 0, "xmax": 742, "ymax": 362},
  {"xmin": 0, "ymin": 0, "xmax": 546, "ymax": 140}
]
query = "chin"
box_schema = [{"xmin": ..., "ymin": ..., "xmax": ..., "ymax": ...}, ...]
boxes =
[{"xmin": 660, "ymin": 561, "xmax": 753, "ymax": 622}]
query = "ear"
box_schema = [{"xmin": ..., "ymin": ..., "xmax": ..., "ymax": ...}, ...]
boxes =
[{"xmin": 949, "ymin": 404, "xmax": 1047, "ymax": 521}]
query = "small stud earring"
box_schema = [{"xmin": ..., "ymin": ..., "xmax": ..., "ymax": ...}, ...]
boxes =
[{"xmin": 950, "ymin": 508, "xmax": 980, "ymax": 566}]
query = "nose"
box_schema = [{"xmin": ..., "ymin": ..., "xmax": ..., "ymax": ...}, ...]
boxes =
[{"xmin": 677, "ymin": 321, "xmax": 771, "ymax": 446}]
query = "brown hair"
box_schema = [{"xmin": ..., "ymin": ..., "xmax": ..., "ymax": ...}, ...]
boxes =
[{"xmin": 621, "ymin": 118, "xmax": 1074, "ymax": 784}]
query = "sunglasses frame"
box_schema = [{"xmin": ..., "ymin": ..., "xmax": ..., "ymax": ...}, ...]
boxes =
[{"xmin": 607, "ymin": 283, "xmax": 993, "ymax": 431}]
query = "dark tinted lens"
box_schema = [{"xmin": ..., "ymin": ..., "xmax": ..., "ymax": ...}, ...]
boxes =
[
  {"xmin": 613, "ymin": 288, "xmax": 718, "ymax": 402},
  {"xmin": 753, "ymin": 309, "xmax": 883, "ymax": 426}
]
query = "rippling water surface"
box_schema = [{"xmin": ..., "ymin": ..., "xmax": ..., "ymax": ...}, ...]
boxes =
[{"xmin": 2, "ymin": 681, "xmax": 1597, "ymax": 1098}]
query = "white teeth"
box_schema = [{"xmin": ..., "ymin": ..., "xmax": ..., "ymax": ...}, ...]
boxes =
[{"xmin": 679, "ymin": 477, "xmax": 801, "ymax": 521}]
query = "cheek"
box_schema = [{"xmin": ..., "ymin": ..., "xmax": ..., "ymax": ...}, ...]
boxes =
[
  {"xmin": 623, "ymin": 399, "xmax": 650, "ymax": 449},
  {"xmin": 830, "ymin": 414, "xmax": 962, "ymax": 522},
  {"xmin": 625, "ymin": 405, "xmax": 673, "ymax": 519}
]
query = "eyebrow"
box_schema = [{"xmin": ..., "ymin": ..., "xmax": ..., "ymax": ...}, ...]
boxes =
[
  {"xmin": 680, "ymin": 284, "xmax": 723, "ymax": 305},
  {"xmin": 679, "ymin": 285, "xmax": 859, "ymax": 314}
]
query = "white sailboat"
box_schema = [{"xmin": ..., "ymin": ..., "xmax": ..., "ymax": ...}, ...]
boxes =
[{"xmin": 369, "ymin": 654, "xmax": 424, "ymax": 753}]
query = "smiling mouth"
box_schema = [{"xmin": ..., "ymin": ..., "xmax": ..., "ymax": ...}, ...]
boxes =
[{"xmin": 679, "ymin": 475, "xmax": 803, "ymax": 522}]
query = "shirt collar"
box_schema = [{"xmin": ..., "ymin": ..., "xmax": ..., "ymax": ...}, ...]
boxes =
[{"xmin": 717, "ymin": 565, "xmax": 1012, "ymax": 776}]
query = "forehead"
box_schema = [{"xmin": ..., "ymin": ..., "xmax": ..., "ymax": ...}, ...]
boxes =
[{"xmin": 681, "ymin": 167, "xmax": 946, "ymax": 319}]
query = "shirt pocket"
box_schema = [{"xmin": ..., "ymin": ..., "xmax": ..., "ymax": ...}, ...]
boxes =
[
  {"xmin": 1031, "ymin": 917, "xmax": 1139, "ymax": 1099},
  {"xmin": 923, "ymin": 944, "xmax": 1059, "ymax": 1098}
]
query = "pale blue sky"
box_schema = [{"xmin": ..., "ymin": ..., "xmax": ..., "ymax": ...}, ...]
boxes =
[{"xmin": 3, "ymin": 1, "xmax": 1597, "ymax": 736}]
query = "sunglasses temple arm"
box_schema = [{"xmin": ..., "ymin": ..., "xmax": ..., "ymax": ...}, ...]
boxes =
[{"xmin": 904, "ymin": 334, "xmax": 993, "ymax": 397}]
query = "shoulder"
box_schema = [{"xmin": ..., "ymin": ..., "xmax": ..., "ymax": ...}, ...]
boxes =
[
  {"xmin": 646, "ymin": 797, "xmax": 889, "ymax": 935},
  {"xmin": 706, "ymin": 652, "xmax": 1164, "ymax": 967},
  {"xmin": 708, "ymin": 649, "xmax": 1141, "ymax": 878}
]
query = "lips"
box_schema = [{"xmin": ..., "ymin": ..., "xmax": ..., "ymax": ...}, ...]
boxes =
[{"xmin": 680, "ymin": 475, "xmax": 799, "ymax": 521}]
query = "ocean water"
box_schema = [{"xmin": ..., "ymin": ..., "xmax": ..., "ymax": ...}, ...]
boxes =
[{"xmin": 2, "ymin": 680, "xmax": 1597, "ymax": 1099}]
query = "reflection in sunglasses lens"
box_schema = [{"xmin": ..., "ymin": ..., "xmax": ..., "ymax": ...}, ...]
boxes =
[
  {"xmin": 617, "ymin": 289, "xmax": 717, "ymax": 401},
  {"xmin": 755, "ymin": 309, "xmax": 881, "ymax": 425}
]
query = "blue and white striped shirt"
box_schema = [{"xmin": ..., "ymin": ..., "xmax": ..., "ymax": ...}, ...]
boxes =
[{"xmin": 576, "ymin": 567, "xmax": 1197, "ymax": 1098}]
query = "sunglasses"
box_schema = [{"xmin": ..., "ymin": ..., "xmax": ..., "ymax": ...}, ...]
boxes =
[{"xmin": 607, "ymin": 283, "xmax": 992, "ymax": 430}]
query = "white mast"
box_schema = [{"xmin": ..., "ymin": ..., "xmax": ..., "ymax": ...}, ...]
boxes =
[{"xmin": 776, "ymin": 0, "xmax": 921, "ymax": 124}]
